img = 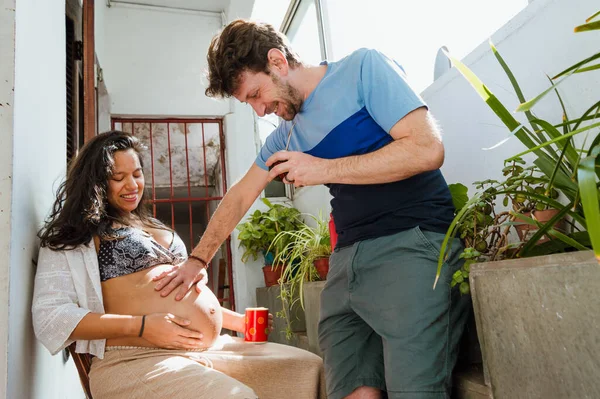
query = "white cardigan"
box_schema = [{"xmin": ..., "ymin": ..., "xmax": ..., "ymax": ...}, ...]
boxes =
[{"xmin": 32, "ymin": 242, "xmax": 107, "ymax": 358}]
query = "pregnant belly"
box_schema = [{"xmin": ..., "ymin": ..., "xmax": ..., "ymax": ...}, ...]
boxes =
[{"xmin": 102, "ymin": 264, "xmax": 223, "ymax": 349}]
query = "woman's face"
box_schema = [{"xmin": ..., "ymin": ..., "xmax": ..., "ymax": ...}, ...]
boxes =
[{"xmin": 107, "ymin": 149, "xmax": 145, "ymax": 215}]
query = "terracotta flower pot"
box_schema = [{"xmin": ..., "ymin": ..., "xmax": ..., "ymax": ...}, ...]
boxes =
[
  {"xmin": 513, "ymin": 208, "xmax": 567, "ymax": 244},
  {"xmin": 262, "ymin": 264, "xmax": 284, "ymax": 287},
  {"xmin": 313, "ymin": 257, "xmax": 330, "ymax": 281}
]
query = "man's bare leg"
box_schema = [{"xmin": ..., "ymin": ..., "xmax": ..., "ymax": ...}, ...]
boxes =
[{"xmin": 345, "ymin": 386, "xmax": 382, "ymax": 399}]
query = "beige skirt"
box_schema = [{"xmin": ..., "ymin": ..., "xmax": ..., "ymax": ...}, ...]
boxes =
[{"xmin": 89, "ymin": 335, "xmax": 326, "ymax": 399}]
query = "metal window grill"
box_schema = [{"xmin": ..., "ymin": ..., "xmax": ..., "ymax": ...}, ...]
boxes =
[{"xmin": 111, "ymin": 118, "xmax": 234, "ymax": 310}]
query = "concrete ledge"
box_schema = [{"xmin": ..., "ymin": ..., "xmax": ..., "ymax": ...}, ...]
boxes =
[
  {"xmin": 256, "ymin": 285, "xmax": 306, "ymax": 345},
  {"xmin": 470, "ymin": 250, "xmax": 600, "ymax": 398},
  {"xmin": 303, "ymin": 281, "xmax": 326, "ymax": 357}
]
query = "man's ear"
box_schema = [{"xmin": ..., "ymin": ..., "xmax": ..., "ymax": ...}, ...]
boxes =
[{"xmin": 267, "ymin": 48, "xmax": 289, "ymax": 76}]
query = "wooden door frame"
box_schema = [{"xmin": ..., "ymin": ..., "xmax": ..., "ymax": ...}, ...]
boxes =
[{"xmin": 83, "ymin": 0, "xmax": 96, "ymax": 142}]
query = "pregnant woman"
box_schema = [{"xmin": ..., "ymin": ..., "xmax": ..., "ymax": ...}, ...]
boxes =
[{"xmin": 32, "ymin": 131, "xmax": 325, "ymax": 399}]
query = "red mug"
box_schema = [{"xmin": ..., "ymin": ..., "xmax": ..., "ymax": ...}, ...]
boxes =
[{"xmin": 245, "ymin": 307, "xmax": 269, "ymax": 343}]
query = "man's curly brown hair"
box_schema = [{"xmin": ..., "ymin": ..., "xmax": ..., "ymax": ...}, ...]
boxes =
[{"xmin": 205, "ymin": 19, "xmax": 302, "ymax": 98}]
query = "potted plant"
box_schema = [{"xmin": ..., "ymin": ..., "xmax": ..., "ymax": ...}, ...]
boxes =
[
  {"xmin": 437, "ymin": 9, "xmax": 600, "ymax": 288},
  {"xmin": 436, "ymin": 11, "xmax": 600, "ymax": 397},
  {"xmin": 236, "ymin": 198, "xmax": 303, "ymax": 287},
  {"xmin": 445, "ymin": 156, "xmax": 573, "ymax": 294},
  {"xmin": 268, "ymin": 213, "xmax": 331, "ymax": 339}
]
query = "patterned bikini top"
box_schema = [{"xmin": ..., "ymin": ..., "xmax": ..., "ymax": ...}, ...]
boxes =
[{"xmin": 98, "ymin": 227, "xmax": 187, "ymax": 282}]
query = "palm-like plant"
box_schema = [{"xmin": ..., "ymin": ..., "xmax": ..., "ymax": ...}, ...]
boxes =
[{"xmin": 436, "ymin": 10, "xmax": 600, "ymax": 289}]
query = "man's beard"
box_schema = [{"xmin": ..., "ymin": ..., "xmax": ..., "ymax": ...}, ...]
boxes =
[{"xmin": 273, "ymin": 76, "xmax": 303, "ymax": 121}]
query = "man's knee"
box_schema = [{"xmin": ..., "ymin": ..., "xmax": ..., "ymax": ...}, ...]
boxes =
[
  {"xmin": 344, "ymin": 386, "xmax": 382, "ymax": 399},
  {"xmin": 228, "ymin": 385, "xmax": 258, "ymax": 399}
]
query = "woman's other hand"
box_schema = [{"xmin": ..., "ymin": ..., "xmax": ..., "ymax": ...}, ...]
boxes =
[
  {"xmin": 268, "ymin": 313, "xmax": 274, "ymax": 334},
  {"xmin": 141, "ymin": 313, "xmax": 204, "ymax": 349}
]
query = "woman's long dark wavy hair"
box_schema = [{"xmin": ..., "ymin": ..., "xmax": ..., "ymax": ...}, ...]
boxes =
[{"xmin": 39, "ymin": 130, "xmax": 167, "ymax": 250}]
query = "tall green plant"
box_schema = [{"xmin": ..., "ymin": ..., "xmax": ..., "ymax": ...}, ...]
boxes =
[{"xmin": 435, "ymin": 10, "xmax": 600, "ymax": 288}]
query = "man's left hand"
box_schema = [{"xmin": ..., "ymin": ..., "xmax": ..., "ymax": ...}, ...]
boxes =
[
  {"xmin": 266, "ymin": 151, "xmax": 328, "ymax": 187},
  {"xmin": 153, "ymin": 260, "xmax": 208, "ymax": 301}
]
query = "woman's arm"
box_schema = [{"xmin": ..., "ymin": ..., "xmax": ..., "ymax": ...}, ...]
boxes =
[
  {"xmin": 32, "ymin": 247, "xmax": 92, "ymax": 355},
  {"xmin": 69, "ymin": 313, "xmax": 140, "ymax": 340},
  {"xmin": 221, "ymin": 307, "xmax": 274, "ymax": 334},
  {"xmin": 221, "ymin": 308, "xmax": 245, "ymax": 333}
]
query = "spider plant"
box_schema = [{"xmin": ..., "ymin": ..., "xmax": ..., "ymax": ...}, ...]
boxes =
[{"xmin": 268, "ymin": 213, "xmax": 331, "ymax": 339}]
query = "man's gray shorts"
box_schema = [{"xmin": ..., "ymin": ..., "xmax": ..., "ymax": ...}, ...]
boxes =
[{"xmin": 318, "ymin": 227, "xmax": 470, "ymax": 399}]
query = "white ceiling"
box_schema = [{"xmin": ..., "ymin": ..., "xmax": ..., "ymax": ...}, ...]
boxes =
[{"xmin": 109, "ymin": 0, "xmax": 230, "ymax": 13}]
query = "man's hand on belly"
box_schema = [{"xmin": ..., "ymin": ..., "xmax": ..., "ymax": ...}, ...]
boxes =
[{"xmin": 153, "ymin": 261, "xmax": 208, "ymax": 300}]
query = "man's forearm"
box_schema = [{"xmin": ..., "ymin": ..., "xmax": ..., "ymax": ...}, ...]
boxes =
[
  {"xmin": 323, "ymin": 138, "xmax": 444, "ymax": 185},
  {"xmin": 190, "ymin": 184, "xmax": 253, "ymax": 262}
]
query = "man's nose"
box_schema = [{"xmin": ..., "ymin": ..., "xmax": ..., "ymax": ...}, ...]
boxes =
[{"xmin": 251, "ymin": 102, "xmax": 266, "ymax": 117}]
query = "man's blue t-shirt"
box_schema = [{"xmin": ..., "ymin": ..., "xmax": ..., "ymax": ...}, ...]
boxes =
[{"xmin": 255, "ymin": 48, "xmax": 455, "ymax": 248}]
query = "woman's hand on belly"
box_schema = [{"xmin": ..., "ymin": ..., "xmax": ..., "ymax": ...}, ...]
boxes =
[{"xmin": 142, "ymin": 313, "xmax": 205, "ymax": 350}]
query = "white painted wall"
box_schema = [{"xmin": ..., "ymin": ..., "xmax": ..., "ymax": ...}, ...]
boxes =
[
  {"xmin": 0, "ymin": 3, "xmax": 16, "ymax": 398},
  {"xmin": 422, "ymin": 0, "xmax": 600, "ymax": 197},
  {"xmin": 224, "ymin": 101, "xmax": 267, "ymax": 314},
  {"xmin": 102, "ymin": 3, "xmax": 229, "ymax": 117},
  {"xmin": 95, "ymin": 0, "xmax": 106, "ymax": 77},
  {"xmin": 11, "ymin": 0, "xmax": 83, "ymax": 398},
  {"xmin": 292, "ymin": 186, "xmax": 331, "ymax": 228}
]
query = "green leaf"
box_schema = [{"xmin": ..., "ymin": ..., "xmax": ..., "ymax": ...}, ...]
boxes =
[
  {"xmin": 503, "ymin": 189, "xmax": 585, "ymax": 225},
  {"xmin": 516, "ymin": 71, "xmax": 575, "ymax": 112},
  {"xmin": 519, "ymin": 203, "xmax": 574, "ymax": 256},
  {"xmin": 261, "ymin": 198, "xmax": 273, "ymax": 208},
  {"xmin": 459, "ymin": 282, "xmax": 470, "ymax": 295},
  {"xmin": 491, "ymin": 41, "xmax": 554, "ymax": 151},
  {"xmin": 577, "ymin": 150, "xmax": 600, "ymax": 261},
  {"xmin": 508, "ymin": 122, "xmax": 600, "ymax": 163},
  {"xmin": 533, "ymin": 157, "xmax": 578, "ymax": 198},
  {"xmin": 525, "ymin": 231, "xmax": 591, "ymax": 256},
  {"xmin": 531, "ymin": 118, "xmax": 578, "ymax": 168},
  {"xmin": 574, "ymin": 20, "xmax": 600, "ymax": 32},
  {"xmin": 452, "ymin": 270, "xmax": 462, "ymax": 281},
  {"xmin": 586, "ymin": 10, "xmax": 600, "ymax": 22},
  {"xmin": 449, "ymin": 183, "xmax": 469, "ymax": 212},
  {"xmin": 575, "ymin": 63, "xmax": 600, "ymax": 74},
  {"xmin": 552, "ymin": 52, "xmax": 600, "ymax": 80},
  {"xmin": 547, "ymin": 229, "xmax": 590, "ymax": 251},
  {"xmin": 435, "ymin": 193, "xmax": 483, "ymax": 289},
  {"xmin": 443, "ymin": 48, "xmax": 561, "ymax": 179}
]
